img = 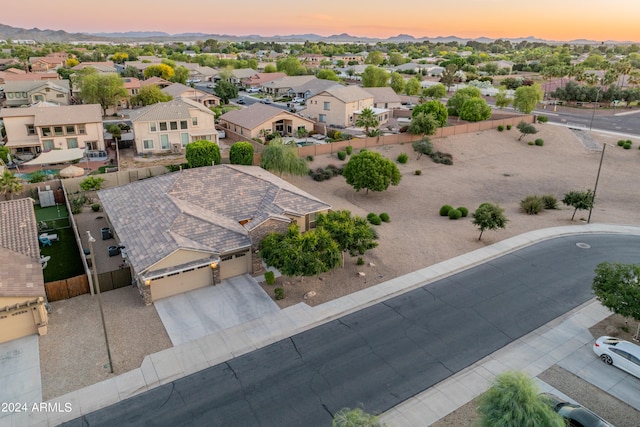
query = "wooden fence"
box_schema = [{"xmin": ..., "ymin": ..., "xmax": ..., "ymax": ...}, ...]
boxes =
[{"xmin": 45, "ymin": 274, "xmax": 90, "ymax": 302}]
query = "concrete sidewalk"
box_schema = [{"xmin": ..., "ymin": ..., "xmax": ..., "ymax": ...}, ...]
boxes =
[{"xmin": 8, "ymin": 223, "xmax": 640, "ymax": 426}]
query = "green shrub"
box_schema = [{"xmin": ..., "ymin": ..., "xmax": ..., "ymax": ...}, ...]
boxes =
[
  {"xmin": 617, "ymin": 140, "xmax": 626, "ymax": 146},
  {"xmin": 626, "ymin": 140, "xmax": 632, "ymax": 144},
  {"xmin": 367, "ymin": 212, "xmax": 376, "ymax": 221},
  {"xmin": 274, "ymin": 287, "xmax": 285, "ymax": 300},
  {"xmin": 520, "ymin": 195, "xmax": 544, "ymax": 214},
  {"xmin": 357, "ymin": 257, "xmax": 364, "ymax": 265},
  {"xmin": 430, "ymin": 151, "xmax": 453, "ymax": 165},
  {"xmin": 326, "ymin": 164, "xmax": 343, "ymax": 176},
  {"xmin": 337, "ymin": 150, "xmax": 347, "ymax": 160},
  {"xmin": 439, "ymin": 204, "xmax": 453, "ymax": 216},
  {"xmin": 537, "ymin": 115, "xmax": 549, "ymax": 123},
  {"xmin": 379, "ymin": 212, "xmax": 390, "ymax": 222},
  {"xmin": 306, "ymin": 155, "xmax": 314, "ymax": 161},
  {"xmin": 457, "ymin": 206, "xmax": 469, "ymax": 217},
  {"xmin": 506, "ymin": 124, "xmax": 512, "ymax": 130},
  {"xmin": 397, "ymin": 153, "xmax": 408, "ymax": 164},
  {"xmin": 368, "ymin": 214, "xmax": 382, "ymax": 225},
  {"xmin": 448, "ymin": 208, "xmax": 462, "ymax": 220},
  {"xmin": 623, "ymin": 142, "xmax": 632, "ymax": 149},
  {"xmin": 264, "ymin": 271, "xmax": 275, "ymax": 286},
  {"xmin": 345, "ymin": 145, "xmax": 353, "ymax": 155},
  {"xmin": 414, "ymin": 170, "xmax": 422, "ymax": 175},
  {"xmin": 497, "ymin": 125, "xmax": 504, "ymax": 132},
  {"xmin": 91, "ymin": 204, "xmax": 100, "ymax": 212},
  {"xmin": 528, "ymin": 141, "xmax": 535, "ymax": 145},
  {"xmin": 535, "ymin": 138, "xmax": 544, "ymax": 146},
  {"xmin": 541, "ymin": 194, "xmax": 558, "ymax": 209}
]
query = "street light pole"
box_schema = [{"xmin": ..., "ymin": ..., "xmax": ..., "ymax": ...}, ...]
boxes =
[
  {"xmin": 87, "ymin": 231, "xmax": 114, "ymax": 373},
  {"xmin": 589, "ymin": 87, "xmax": 601, "ymax": 131},
  {"xmin": 587, "ymin": 143, "xmax": 606, "ymax": 224}
]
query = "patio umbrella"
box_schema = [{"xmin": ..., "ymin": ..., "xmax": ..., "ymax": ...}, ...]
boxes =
[{"xmin": 59, "ymin": 165, "xmax": 85, "ymax": 178}]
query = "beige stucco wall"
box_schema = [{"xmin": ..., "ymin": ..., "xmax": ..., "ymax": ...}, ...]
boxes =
[
  {"xmin": 221, "ymin": 112, "xmax": 315, "ymax": 139},
  {"xmin": 133, "ymin": 107, "xmax": 218, "ymax": 154},
  {"xmin": 305, "ymin": 94, "xmax": 374, "ymax": 128},
  {"xmin": 3, "ymin": 115, "xmax": 105, "ymax": 151},
  {"xmin": 0, "ymin": 296, "xmax": 48, "ymax": 343},
  {"xmin": 148, "ymin": 249, "xmax": 215, "ymax": 271}
]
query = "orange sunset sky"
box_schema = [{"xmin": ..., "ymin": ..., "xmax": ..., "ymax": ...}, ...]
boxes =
[{"xmin": 4, "ymin": 0, "xmax": 640, "ymax": 42}]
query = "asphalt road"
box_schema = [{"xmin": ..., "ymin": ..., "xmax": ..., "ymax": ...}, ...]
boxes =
[
  {"xmin": 541, "ymin": 107, "xmax": 640, "ymax": 136},
  {"xmin": 64, "ymin": 234, "xmax": 640, "ymax": 426}
]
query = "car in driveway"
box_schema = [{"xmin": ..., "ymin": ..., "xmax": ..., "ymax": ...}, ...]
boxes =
[
  {"xmin": 541, "ymin": 393, "xmax": 613, "ymax": 427},
  {"xmin": 260, "ymin": 98, "xmax": 272, "ymax": 104},
  {"xmin": 236, "ymin": 98, "xmax": 246, "ymax": 105},
  {"xmin": 593, "ymin": 336, "xmax": 640, "ymax": 379}
]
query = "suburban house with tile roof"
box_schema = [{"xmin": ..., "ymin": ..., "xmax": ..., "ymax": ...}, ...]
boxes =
[
  {"xmin": 0, "ymin": 199, "xmax": 49, "ymax": 343},
  {"xmin": 218, "ymin": 103, "xmax": 315, "ymax": 139},
  {"xmin": 128, "ymin": 97, "xmax": 218, "ymax": 155},
  {"xmin": 70, "ymin": 62, "xmax": 118, "ymax": 74},
  {"xmin": 3, "ymin": 79, "xmax": 71, "ymax": 107},
  {"xmin": 161, "ymin": 83, "xmax": 220, "ymax": 108},
  {"xmin": 29, "ymin": 56, "xmax": 65, "ymax": 73},
  {"xmin": 362, "ymin": 87, "xmax": 403, "ymax": 110},
  {"xmin": 0, "ymin": 71, "xmax": 59, "ymax": 85},
  {"xmin": 98, "ymin": 165, "xmax": 331, "ymax": 303},
  {"xmin": 304, "ymin": 85, "xmax": 381, "ymax": 128},
  {"xmin": 242, "ymin": 72, "xmax": 287, "ymax": 89},
  {"xmin": 260, "ymin": 75, "xmax": 337, "ymax": 100},
  {"xmin": 0, "ymin": 104, "xmax": 105, "ymax": 160},
  {"xmin": 213, "ymin": 68, "xmax": 256, "ymax": 87}
]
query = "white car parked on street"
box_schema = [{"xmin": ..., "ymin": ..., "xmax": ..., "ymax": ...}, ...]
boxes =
[{"xmin": 593, "ymin": 336, "xmax": 640, "ymax": 379}]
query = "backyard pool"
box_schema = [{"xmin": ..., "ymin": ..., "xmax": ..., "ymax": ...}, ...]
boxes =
[{"xmin": 14, "ymin": 169, "xmax": 60, "ymax": 181}]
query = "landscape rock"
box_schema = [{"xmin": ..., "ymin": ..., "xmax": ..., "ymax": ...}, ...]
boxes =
[
  {"xmin": 357, "ymin": 272, "xmax": 366, "ymax": 277},
  {"xmin": 303, "ymin": 291, "xmax": 317, "ymax": 299}
]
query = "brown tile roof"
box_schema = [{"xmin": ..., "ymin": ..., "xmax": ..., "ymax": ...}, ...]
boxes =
[
  {"xmin": 219, "ymin": 103, "xmax": 314, "ymax": 130},
  {"xmin": 243, "ymin": 72, "xmax": 287, "ymax": 86},
  {"xmin": 0, "ymin": 199, "xmax": 45, "ymax": 298},
  {"xmin": 320, "ymin": 85, "xmax": 374, "ymax": 103},
  {"xmin": 362, "ymin": 87, "xmax": 402, "ymax": 104},
  {"xmin": 0, "ymin": 104, "xmax": 102, "ymax": 125},
  {"xmin": 98, "ymin": 165, "xmax": 330, "ymax": 274}
]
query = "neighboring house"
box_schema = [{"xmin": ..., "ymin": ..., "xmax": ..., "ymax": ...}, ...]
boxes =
[
  {"xmin": 161, "ymin": 83, "xmax": 220, "ymax": 108},
  {"xmin": 242, "ymin": 72, "xmax": 287, "ymax": 89},
  {"xmin": 0, "ymin": 71, "xmax": 59, "ymax": 85},
  {"xmin": 179, "ymin": 64, "xmax": 218, "ymax": 82},
  {"xmin": 425, "ymin": 66, "xmax": 445, "ymax": 77},
  {"xmin": 0, "ymin": 104, "xmax": 105, "ymax": 159},
  {"xmin": 333, "ymin": 54, "xmax": 365, "ymax": 65},
  {"xmin": 128, "ymin": 97, "xmax": 218, "ymax": 155},
  {"xmin": 140, "ymin": 76, "xmax": 173, "ymax": 89},
  {"xmin": 362, "ymin": 87, "xmax": 403, "ymax": 110},
  {"xmin": 218, "ymin": 103, "xmax": 315, "ymax": 139},
  {"xmin": 71, "ymin": 61, "xmax": 118, "ymax": 73},
  {"xmin": 29, "ymin": 56, "xmax": 65, "ymax": 73},
  {"xmin": 493, "ymin": 60, "xmax": 514, "ymax": 73},
  {"xmin": 119, "ymin": 77, "xmax": 141, "ymax": 109},
  {"xmin": 259, "ymin": 75, "xmax": 339, "ymax": 100},
  {"xmin": 97, "ymin": 164, "xmax": 331, "ymax": 304},
  {"xmin": 304, "ymin": 85, "xmax": 377, "ymax": 128},
  {"xmin": 214, "ymin": 68, "xmax": 257, "ymax": 87},
  {"xmin": 0, "ymin": 58, "xmax": 21, "ymax": 70},
  {"xmin": 393, "ymin": 63, "xmax": 423, "ymax": 74},
  {"xmin": 3, "ymin": 79, "xmax": 71, "ymax": 107},
  {"xmin": 0, "ymin": 199, "xmax": 49, "ymax": 344},
  {"xmin": 298, "ymin": 54, "xmax": 329, "ymax": 66}
]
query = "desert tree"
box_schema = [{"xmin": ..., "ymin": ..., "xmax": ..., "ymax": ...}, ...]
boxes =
[
  {"xmin": 362, "ymin": 66, "xmax": 390, "ymax": 87},
  {"xmin": 412, "ymin": 100, "xmax": 448, "ymax": 127},
  {"xmin": 516, "ymin": 121, "xmax": 538, "ymax": 141},
  {"xmin": 459, "ymin": 97, "xmax": 492, "ymax": 122},
  {"xmin": 472, "ymin": 202, "xmax": 508, "ymax": 241},
  {"xmin": 592, "ymin": 262, "xmax": 640, "ymax": 340},
  {"xmin": 477, "ymin": 371, "xmax": 564, "ymax": 427},
  {"xmin": 562, "ymin": 189, "xmax": 594, "ymax": 220},
  {"xmin": 404, "ymin": 77, "xmax": 422, "ymax": 97},
  {"xmin": 408, "ymin": 112, "xmax": 438, "ymax": 138},
  {"xmin": 130, "ymin": 85, "xmax": 172, "ymax": 106},
  {"xmin": 316, "ymin": 210, "xmax": 379, "ymax": 266},
  {"xmin": 412, "ymin": 138, "xmax": 434, "ymax": 160},
  {"xmin": 389, "ymin": 72, "xmax": 405, "ymax": 94},
  {"xmin": 446, "ymin": 86, "xmax": 482, "ymax": 116},
  {"xmin": 260, "ymin": 137, "xmax": 308, "ymax": 177},
  {"xmin": 73, "ymin": 68, "xmax": 128, "ymax": 115},
  {"xmin": 214, "ymin": 80, "xmax": 239, "ymax": 104},
  {"xmin": 513, "ymin": 83, "xmax": 544, "ymax": 114},
  {"xmin": 343, "ymin": 150, "xmax": 401, "ymax": 194},
  {"xmin": 423, "ymin": 83, "xmax": 447, "ymax": 99},
  {"xmin": 495, "ymin": 88, "xmax": 513, "ymax": 109},
  {"xmin": 440, "ymin": 64, "xmax": 458, "ymax": 92}
]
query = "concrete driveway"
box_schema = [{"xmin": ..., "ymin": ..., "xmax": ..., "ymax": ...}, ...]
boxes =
[
  {"xmin": 0, "ymin": 335, "xmax": 41, "ymax": 421},
  {"xmin": 154, "ymin": 274, "xmax": 280, "ymax": 346}
]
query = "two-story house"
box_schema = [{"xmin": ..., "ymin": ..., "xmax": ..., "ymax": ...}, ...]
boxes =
[
  {"xmin": 129, "ymin": 97, "xmax": 218, "ymax": 155},
  {"xmin": 0, "ymin": 104, "xmax": 105, "ymax": 159},
  {"xmin": 304, "ymin": 85, "xmax": 380, "ymax": 128},
  {"xmin": 161, "ymin": 83, "xmax": 220, "ymax": 108},
  {"xmin": 3, "ymin": 80, "xmax": 71, "ymax": 107},
  {"xmin": 29, "ymin": 56, "xmax": 66, "ymax": 73}
]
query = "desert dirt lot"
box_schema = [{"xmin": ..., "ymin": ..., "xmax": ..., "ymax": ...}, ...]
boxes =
[
  {"xmin": 40, "ymin": 124, "xmax": 639, "ymax": 412},
  {"xmin": 262, "ymin": 124, "xmax": 639, "ymax": 307}
]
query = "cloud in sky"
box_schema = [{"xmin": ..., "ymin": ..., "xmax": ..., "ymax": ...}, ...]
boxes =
[{"xmin": 3, "ymin": 0, "xmax": 640, "ymax": 42}]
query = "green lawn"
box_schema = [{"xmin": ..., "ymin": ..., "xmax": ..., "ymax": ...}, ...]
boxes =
[
  {"xmin": 40, "ymin": 227, "xmax": 85, "ymax": 282},
  {"xmin": 34, "ymin": 205, "xmax": 83, "ymax": 282}
]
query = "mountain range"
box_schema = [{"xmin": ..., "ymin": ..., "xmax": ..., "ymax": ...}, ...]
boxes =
[{"xmin": 0, "ymin": 23, "xmax": 633, "ymax": 45}]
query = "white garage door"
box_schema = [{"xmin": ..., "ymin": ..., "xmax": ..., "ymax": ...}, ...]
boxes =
[
  {"xmin": 0, "ymin": 308, "xmax": 37, "ymax": 344},
  {"xmin": 150, "ymin": 264, "xmax": 213, "ymax": 301},
  {"xmin": 219, "ymin": 251, "xmax": 250, "ymax": 280}
]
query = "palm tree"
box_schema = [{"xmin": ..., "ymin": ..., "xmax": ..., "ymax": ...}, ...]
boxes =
[
  {"xmin": 0, "ymin": 170, "xmax": 23, "ymax": 200},
  {"xmin": 355, "ymin": 107, "xmax": 379, "ymax": 137}
]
